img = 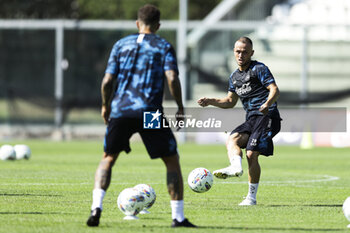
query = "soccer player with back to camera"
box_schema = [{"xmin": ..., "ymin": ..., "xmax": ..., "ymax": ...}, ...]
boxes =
[
  {"xmin": 198, "ymin": 37, "xmax": 282, "ymax": 205},
  {"xmin": 87, "ymin": 4, "xmax": 196, "ymax": 228}
]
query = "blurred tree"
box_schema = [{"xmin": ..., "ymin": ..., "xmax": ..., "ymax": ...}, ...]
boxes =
[
  {"xmin": 0, "ymin": 0, "xmax": 221, "ymax": 20},
  {"xmin": 0, "ymin": 0, "xmax": 79, "ymax": 18}
]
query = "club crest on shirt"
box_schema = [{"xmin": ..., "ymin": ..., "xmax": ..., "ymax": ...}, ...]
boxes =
[{"xmin": 244, "ymin": 71, "xmax": 251, "ymax": 82}]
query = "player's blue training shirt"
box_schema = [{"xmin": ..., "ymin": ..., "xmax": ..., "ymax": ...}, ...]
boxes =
[
  {"xmin": 228, "ymin": 60, "xmax": 280, "ymax": 120},
  {"xmin": 105, "ymin": 33, "xmax": 178, "ymax": 118}
]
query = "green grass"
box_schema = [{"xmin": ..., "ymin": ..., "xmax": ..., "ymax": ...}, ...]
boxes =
[{"xmin": 0, "ymin": 141, "xmax": 349, "ymax": 233}]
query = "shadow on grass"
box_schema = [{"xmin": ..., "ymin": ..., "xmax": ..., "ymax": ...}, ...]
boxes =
[{"xmin": 0, "ymin": 193, "xmax": 62, "ymax": 197}]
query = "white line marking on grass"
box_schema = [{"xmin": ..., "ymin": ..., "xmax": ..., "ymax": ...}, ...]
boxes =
[
  {"xmin": 0, "ymin": 182, "xmax": 91, "ymax": 186},
  {"xmin": 0, "ymin": 175, "xmax": 339, "ymax": 186},
  {"xmin": 218, "ymin": 175, "xmax": 339, "ymax": 185}
]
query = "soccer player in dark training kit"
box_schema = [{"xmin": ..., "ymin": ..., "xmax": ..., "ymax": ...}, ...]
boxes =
[
  {"xmin": 87, "ymin": 4, "xmax": 196, "ymax": 228},
  {"xmin": 198, "ymin": 37, "xmax": 281, "ymax": 206}
]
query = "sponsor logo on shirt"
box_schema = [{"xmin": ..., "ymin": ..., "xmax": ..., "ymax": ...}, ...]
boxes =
[{"xmin": 236, "ymin": 82, "xmax": 252, "ymax": 95}]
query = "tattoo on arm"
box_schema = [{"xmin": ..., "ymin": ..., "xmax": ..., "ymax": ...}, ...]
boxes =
[
  {"xmin": 101, "ymin": 75, "xmax": 114, "ymax": 107},
  {"xmin": 165, "ymin": 70, "xmax": 184, "ymax": 109}
]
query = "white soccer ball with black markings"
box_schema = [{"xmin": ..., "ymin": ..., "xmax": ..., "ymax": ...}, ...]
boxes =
[
  {"xmin": 133, "ymin": 184, "xmax": 156, "ymax": 211},
  {"xmin": 14, "ymin": 144, "xmax": 31, "ymax": 160},
  {"xmin": 117, "ymin": 188, "xmax": 145, "ymax": 219},
  {"xmin": 0, "ymin": 145, "xmax": 16, "ymax": 160},
  {"xmin": 187, "ymin": 167, "xmax": 213, "ymax": 193},
  {"xmin": 343, "ymin": 197, "xmax": 350, "ymax": 227}
]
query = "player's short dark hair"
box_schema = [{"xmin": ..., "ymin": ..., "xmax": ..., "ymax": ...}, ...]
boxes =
[
  {"xmin": 237, "ymin": 36, "xmax": 253, "ymax": 48},
  {"xmin": 138, "ymin": 4, "xmax": 160, "ymax": 26}
]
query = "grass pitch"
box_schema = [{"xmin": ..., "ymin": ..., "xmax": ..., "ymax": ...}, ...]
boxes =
[{"xmin": 0, "ymin": 140, "xmax": 349, "ymax": 233}]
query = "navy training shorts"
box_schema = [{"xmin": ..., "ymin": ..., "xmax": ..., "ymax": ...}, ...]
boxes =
[
  {"xmin": 231, "ymin": 115, "xmax": 281, "ymax": 156},
  {"xmin": 104, "ymin": 118, "xmax": 178, "ymax": 159}
]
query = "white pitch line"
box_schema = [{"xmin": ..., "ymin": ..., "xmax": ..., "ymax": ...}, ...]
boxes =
[
  {"xmin": 218, "ymin": 175, "xmax": 339, "ymax": 184},
  {"xmin": 0, "ymin": 182, "xmax": 91, "ymax": 186},
  {"xmin": 0, "ymin": 175, "xmax": 339, "ymax": 186}
]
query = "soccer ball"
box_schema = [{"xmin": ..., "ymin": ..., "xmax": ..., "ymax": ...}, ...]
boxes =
[
  {"xmin": 117, "ymin": 188, "xmax": 145, "ymax": 219},
  {"xmin": 14, "ymin": 144, "xmax": 31, "ymax": 160},
  {"xmin": 134, "ymin": 184, "xmax": 156, "ymax": 213},
  {"xmin": 343, "ymin": 197, "xmax": 350, "ymax": 227},
  {"xmin": 187, "ymin": 167, "xmax": 213, "ymax": 193},
  {"xmin": 0, "ymin": 145, "xmax": 16, "ymax": 160}
]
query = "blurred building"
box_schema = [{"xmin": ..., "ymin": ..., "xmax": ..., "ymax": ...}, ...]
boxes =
[{"xmin": 189, "ymin": 0, "xmax": 350, "ymax": 108}]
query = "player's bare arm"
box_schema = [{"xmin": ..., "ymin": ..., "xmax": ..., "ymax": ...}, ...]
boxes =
[
  {"xmin": 259, "ymin": 83, "xmax": 280, "ymax": 115},
  {"xmin": 101, "ymin": 73, "xmax": 114, "ymax": 124},
  {"xmin": 165, "ymin": 70, "xmax": 184, "ymax": 121},
  {"xmin": 197, "ymin": 91, "xmax": 238, "ymax": 109}
]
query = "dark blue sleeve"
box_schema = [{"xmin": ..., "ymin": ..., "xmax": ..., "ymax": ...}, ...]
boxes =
[
  {"xmin": 257, "ymin": 64, "xmax": 275, "ymax": 87},
  {"xmin": 228, "ymin": 73, "xmax": 235, "ymax": 93},
  {"xmin": 105, "ymin": 43, "xmax": 119, "ymax": 75}
]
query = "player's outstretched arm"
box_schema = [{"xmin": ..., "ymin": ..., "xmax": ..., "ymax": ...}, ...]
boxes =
[
  {"xmin": 101, "ymin": 73, "xmax": 115, "ymax": 124},
  {"xmin": 259, "ymin": 83, "xmax": 280, "ymax": 115},
  {"xmin": 165, "ymin": 70, "xmax": 184, "ymax": 121},
  {"xmin": 197, "ymin": 91, "xmax": 238, "ymax": 109}
]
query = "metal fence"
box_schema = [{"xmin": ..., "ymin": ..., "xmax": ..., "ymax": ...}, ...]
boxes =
[{"xmin": 1, "ymin": 19, "xmax": 350, "ymax": 140}]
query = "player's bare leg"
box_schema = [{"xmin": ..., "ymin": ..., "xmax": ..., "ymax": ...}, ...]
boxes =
[
  {"xmin": 213, "ymin": 133, "xmax": 248, "ymax": 179},
  {"xmin": 239, "ymin": 150, "xmax": 260, "ymax": 206},
  {"xmin": 161, "ymin": 154, "xmax": 183, "ymax": 201},
  {"xmin": 94, "ymin": 153, "xmax": 119, "ymax": 190},
  {"xmin": 87, "ymin": 153, "xmax": 119, "ymax": 227},
  {"xmin": 246, "ymin": 150, "xmax": 260, "ymax": 184},
  {"xmin": 161, "ymin": 154, "xmax": 196, "ymax": 228}
]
